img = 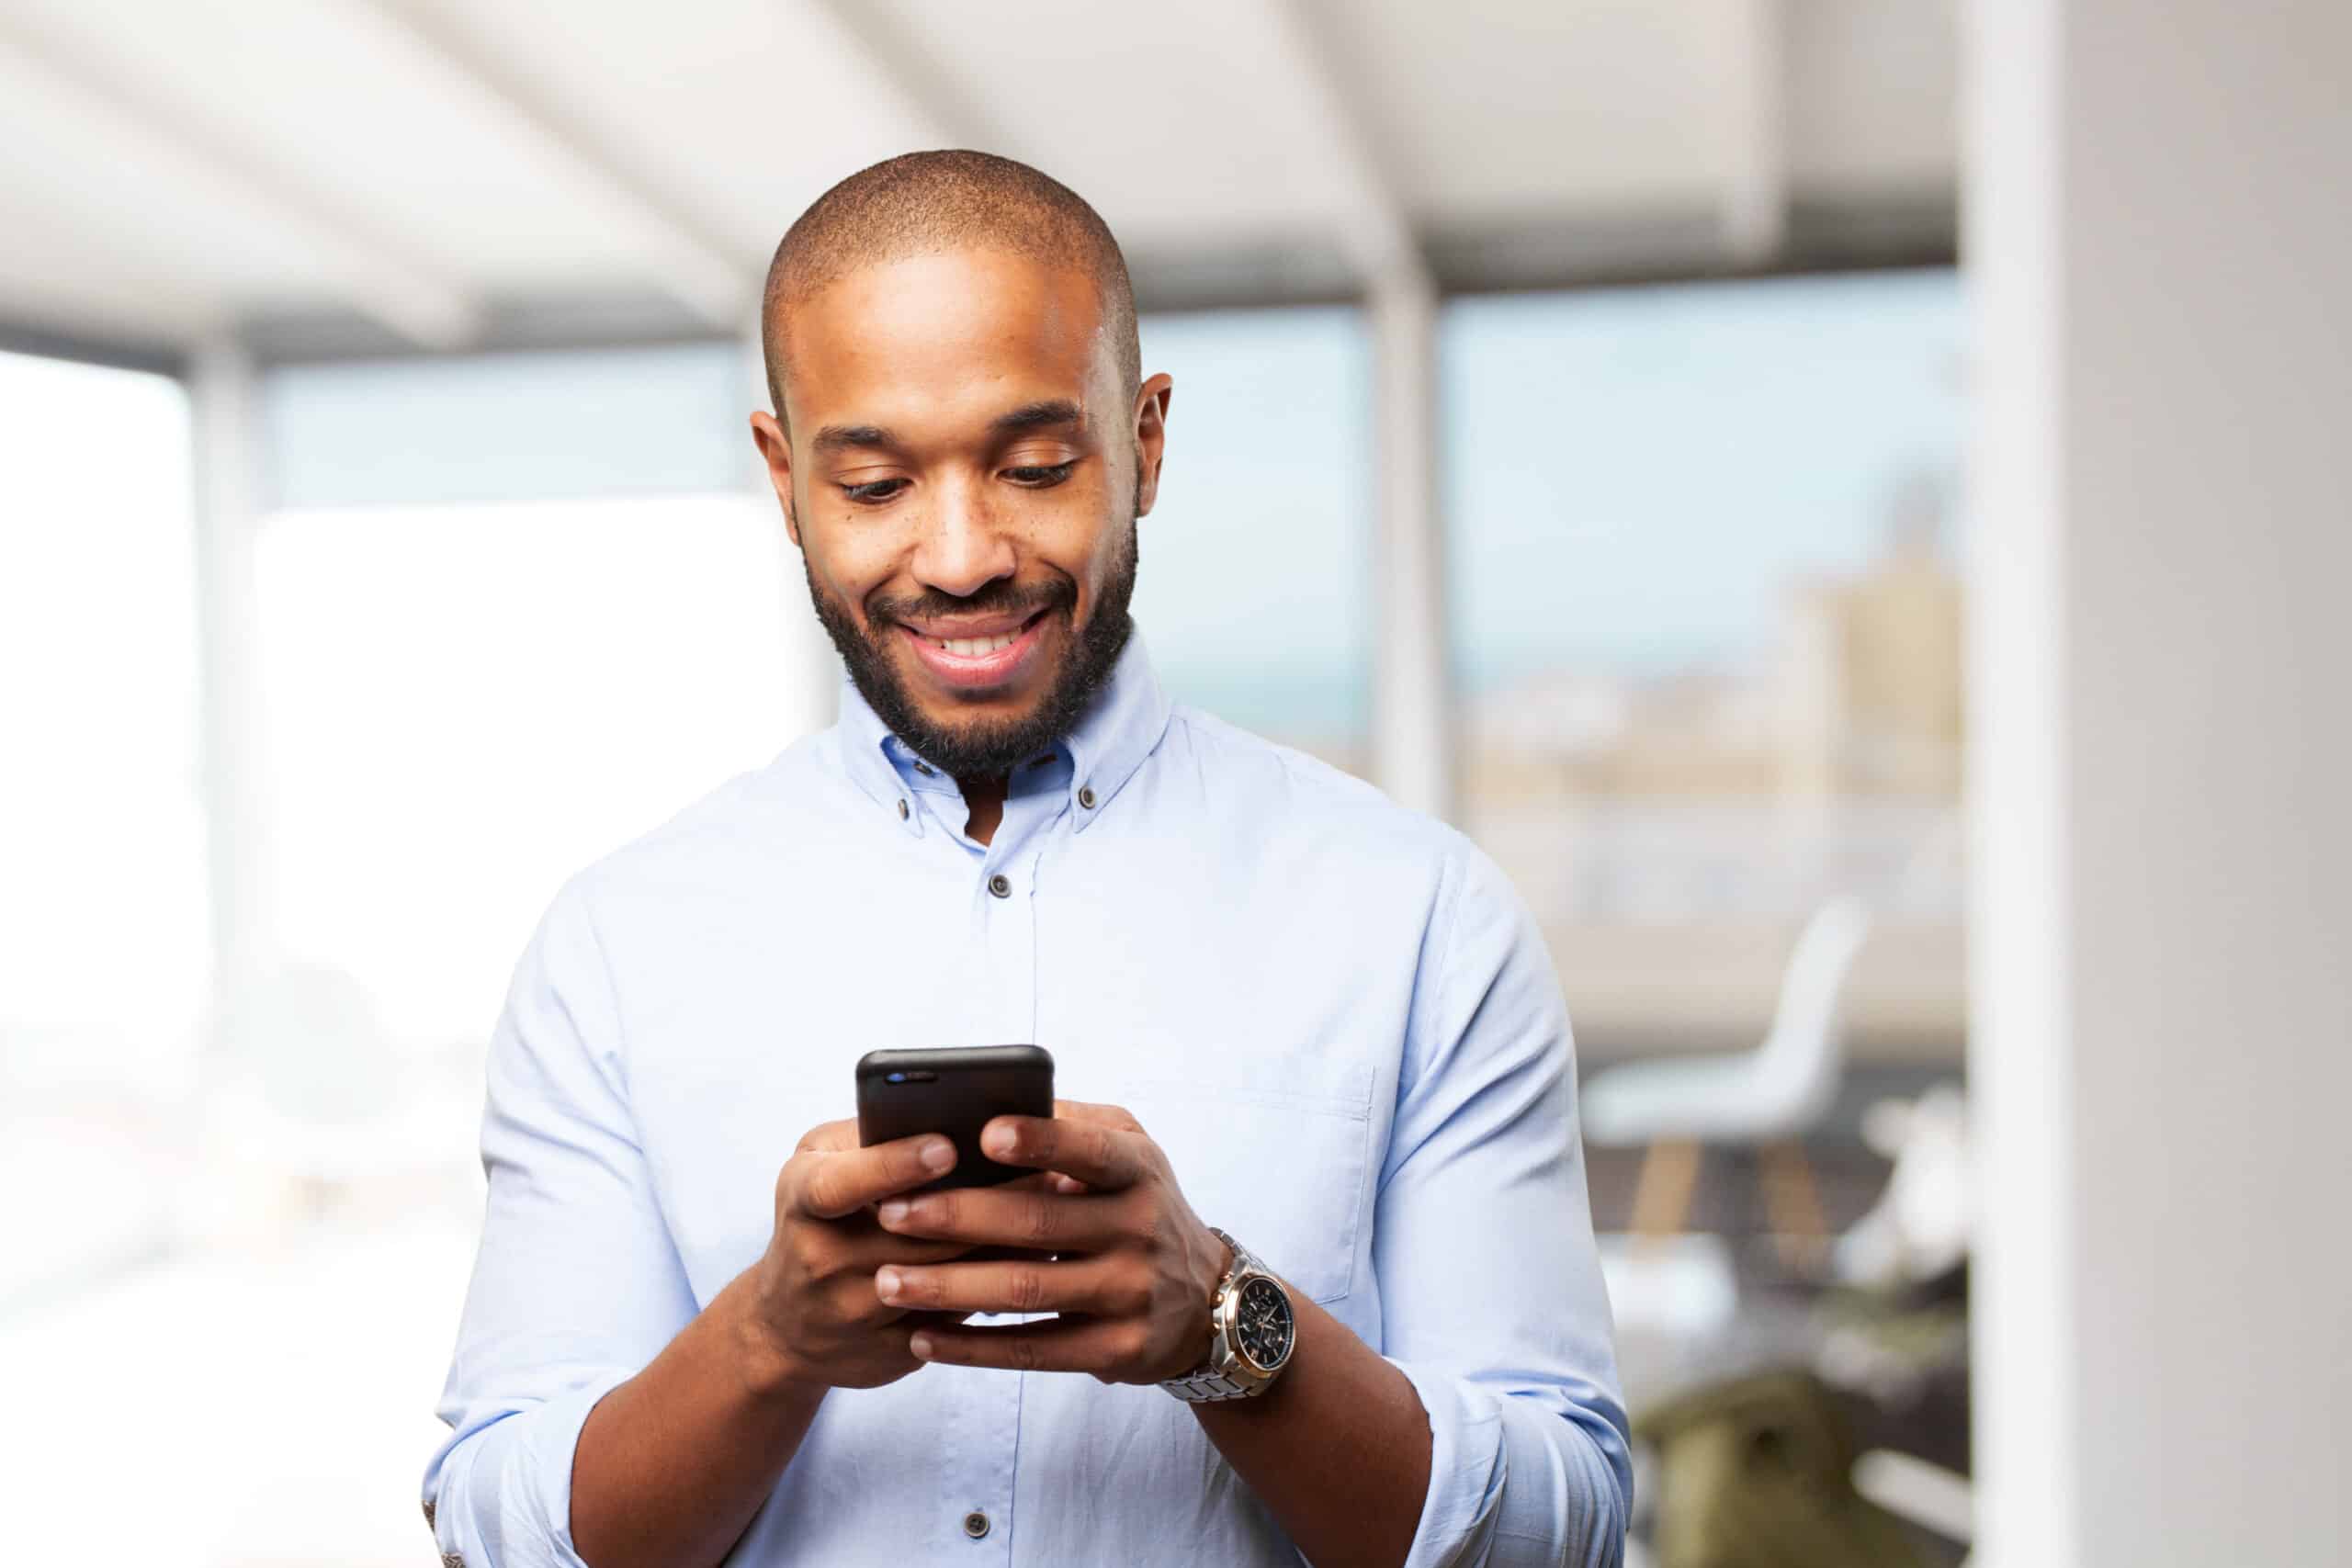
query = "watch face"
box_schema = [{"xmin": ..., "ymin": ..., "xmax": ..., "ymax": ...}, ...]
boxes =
[{"xmin": 1233, "ymin": 1275, "xmax": 1295, "ymax": 1371}]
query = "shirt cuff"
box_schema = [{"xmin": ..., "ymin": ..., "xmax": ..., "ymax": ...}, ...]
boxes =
[
  {"xmin": 1385, "ymin": 1356, "xmax": 1505, "ymax": 1568},
  {"xmin": 432, "ymin": 1366, "xmax": 638, "ymax": 1568}
]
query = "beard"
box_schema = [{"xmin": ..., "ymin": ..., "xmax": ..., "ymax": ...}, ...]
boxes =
[{"xmin": 804, "ymin": 510, "xmax": 1139, "ymax": 780}]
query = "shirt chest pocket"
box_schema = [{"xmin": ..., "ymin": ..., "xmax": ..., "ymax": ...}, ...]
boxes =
[{"xmin": 1102, "ymin": 1076, "xmax": 1370, "ymax": 1305}]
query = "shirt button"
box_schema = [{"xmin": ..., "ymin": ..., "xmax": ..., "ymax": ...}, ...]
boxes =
[
  {"xmin": 913, "ymin": 761, "xmax": 936, "ymax": 777},
  {"xmin": 987, "ymin": 873, "xmax": 1012, "ymax": 899},
  {"xmin": 897, "ymin": 799, "xmax": 910, "ymax": 820},
  {"xmin": 962, "ymin": 1509, "xmax": 991, "ymax": 1540},
  {"xmin": 1078, "ymin": 785, "xmax": 1097, "ymax": 809}
]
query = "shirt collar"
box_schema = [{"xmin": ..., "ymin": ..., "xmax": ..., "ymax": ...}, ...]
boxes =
[{"xmin": 833, "ymin": 625, "xmax": 1172, "ymax": 837}]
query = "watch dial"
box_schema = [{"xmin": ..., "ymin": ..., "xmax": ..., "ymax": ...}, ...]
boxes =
[{"xmin": 1234, "ymin": 1275, "xmax": 1295, "ymax": 1371}]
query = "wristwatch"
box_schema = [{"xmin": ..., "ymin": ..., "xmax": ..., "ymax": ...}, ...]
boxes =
[{"xmin": 1159, "ymin": 1227, "xmax": 1296, "ymax": 1402}]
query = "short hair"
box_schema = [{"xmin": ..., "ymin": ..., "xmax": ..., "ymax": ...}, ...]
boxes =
[{"xmin": 760, "ymin": 150, "xmax": 1140, "ymax": 429}]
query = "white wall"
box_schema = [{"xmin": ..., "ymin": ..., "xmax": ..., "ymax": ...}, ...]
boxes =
[{"xmin": 1966, "ymin": 3, "xmax": 2352, "ymax": 1565}]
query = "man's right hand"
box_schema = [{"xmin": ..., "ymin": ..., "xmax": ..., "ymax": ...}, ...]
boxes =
[{"xmin": 741, "ymin": 1118, "xmax": 973, "ymax": 1393}]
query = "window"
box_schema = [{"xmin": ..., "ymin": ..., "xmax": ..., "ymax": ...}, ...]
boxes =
[
  {"xmin": 0, "ymin": 350, "xmax": 205, "ymax": 1082},
  {"xmin": 252, "ymin": 493, "xmax": 797, "ymax": 1052},
  {"xmin": 249, "ymin": 345, "xmax": 797, "ymax": 1052},
  {"xmin": 0, "ymin": 349, "xmax": 202, "ymax": 1302},
  {"xmin": 1443, "ymin": 271, "xmax": 1966, "ymax": 1046},
  {"xmin": 1131, "ymin": 308, "xmax": 1372, "ymax": 769}
]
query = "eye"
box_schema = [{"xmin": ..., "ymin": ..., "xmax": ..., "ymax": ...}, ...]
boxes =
[
  {"xmin": 1003, "ymin": 461, "xmax": 1076, "ymax": 488},
  {"xmin": 839, "ymin": 478, "xmax": 908, "ymax": 505}
]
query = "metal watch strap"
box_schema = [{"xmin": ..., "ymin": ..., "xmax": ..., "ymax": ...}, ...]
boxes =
[
  {"xmin": 1160, "ymin": 1228, "xmax": 1272, "ymax": 1402},
  {"xmin": 1161, "ymin": 1364, "xmax": 1261, "ymax": 1401},
  {"xmin": 1213, "ymin": 1227, "xmax": 1261, "ymax": 1280}
]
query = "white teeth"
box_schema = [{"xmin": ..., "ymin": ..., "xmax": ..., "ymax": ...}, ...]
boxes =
[{"xmin": 939, "ymin": 632, "xmax": 1017, "ymax": 657}]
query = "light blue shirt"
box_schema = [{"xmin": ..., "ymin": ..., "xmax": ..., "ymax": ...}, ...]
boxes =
[{"xmin": 424, "ymin": 629, "xmax": 1630, "ymax": 1567}]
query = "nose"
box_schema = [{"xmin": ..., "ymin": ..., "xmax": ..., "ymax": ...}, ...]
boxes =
[{"xmin": 909, "ymin": 473, "xmax": 1017, "ymax": 600}]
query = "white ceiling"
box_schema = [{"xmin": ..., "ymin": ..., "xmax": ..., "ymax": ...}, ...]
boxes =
[{"xmin": 0, "ymin": 0, "xmax": 1956, "ymax": 357}]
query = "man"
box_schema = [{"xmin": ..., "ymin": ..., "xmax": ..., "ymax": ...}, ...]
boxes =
[{"xmin": 423, "ymin": 150, "xmax": 1628, "ymax": 1568}]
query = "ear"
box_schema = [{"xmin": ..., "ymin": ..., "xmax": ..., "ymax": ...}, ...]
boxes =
[
  {"xmin": 1131, "ymin": 372, "xmax": 1174, "ymax": 518},
  {"xmin": 750, "ymin": 410, "xmax": 801, "ymax": 546}
]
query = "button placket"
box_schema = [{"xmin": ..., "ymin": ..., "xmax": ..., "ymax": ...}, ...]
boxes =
[{"xmin": 963, "ymin": 832, "xmax": 1034, "ymax": 1564}]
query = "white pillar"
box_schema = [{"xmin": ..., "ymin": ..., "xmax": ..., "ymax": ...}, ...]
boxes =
[
  {"xmin": 188, "ymin": 337, "xmax": 271, "ymax": 1059},
  {"xmin": 1965, "ymin": 4, "xmax": 2352, "ymax": 1564},
  {"xmin": 743, "ymin": 315, "xmax": 842, "ymax": 743},
  {"xmin": 1369, "ymin": 271, "xmax": 1453, "ymax": 821},
  {"xmin": 1720, "ymin": 0, "xmax": 1788, "ymax": 264}
]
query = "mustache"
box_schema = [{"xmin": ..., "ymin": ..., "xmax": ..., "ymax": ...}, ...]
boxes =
[{"xmin": 866, "ymin": 576, "xmax": 1074, "ymax": 630}]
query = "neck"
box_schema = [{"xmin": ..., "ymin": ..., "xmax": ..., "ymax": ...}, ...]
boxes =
[{"xmin": 958, "ymin": 774, "xmax": 1009, "ymax": 845}]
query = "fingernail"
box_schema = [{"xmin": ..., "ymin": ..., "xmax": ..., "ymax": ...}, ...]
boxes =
[
  {"xmin": 920, "ymin": 1139, "xmax": 956, "ymax": 1173},
  {"xmin": 983, "ymin": 1124, "xmax": 1016, "ymax": 1157},
  {"xmin": 877, "ymin": 1198, "xmax": 910, "ymax": 1225},
  {"xmin": 876, "ymin": 1267, "xmax": 901, "ymax": 1301},
  {"xmin": 909, "ymin": 1331, "xmax": 935, "ymax": 1359}
]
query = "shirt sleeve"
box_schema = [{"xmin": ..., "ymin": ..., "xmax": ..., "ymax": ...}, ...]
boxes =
[
  {"xmin": 1374, "ymin": 835, "xmax": 1634, "ymax": 1568},
  {"xmin": 421, "ymin": 872, "xmax": 703, "ymax": 1567}
]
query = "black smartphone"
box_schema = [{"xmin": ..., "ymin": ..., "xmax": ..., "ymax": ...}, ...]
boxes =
[{"xmin": 855, "ymin": 1044, "xmax": 1055, "ymax": 1191}]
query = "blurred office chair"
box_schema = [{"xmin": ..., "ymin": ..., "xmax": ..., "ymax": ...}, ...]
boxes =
[{"xmin": 1582, "ymin": 896, "xmax": 1874, "ymax": 1271}]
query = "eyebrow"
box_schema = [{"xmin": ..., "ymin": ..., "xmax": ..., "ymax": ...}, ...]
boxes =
[
  {"xmin": 807, "ymin": 400, "xmax": 1088, "ymax": 460},
  {"xmin": 808, "ymin": 422, "xmax": 898, "ymax": 458},
  {"xmin": 989, "ymin": 399, "xmax": 1087, "ymax": 438}
]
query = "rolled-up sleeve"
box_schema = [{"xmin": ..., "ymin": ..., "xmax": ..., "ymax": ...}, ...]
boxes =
[
  {"xmin": 422, "ymin": 872, "xmax": 702, "ymax": 1567},
  {"xmin": 1376, "ymin": 837, "xmax": 1633, "ymax": 1568}
]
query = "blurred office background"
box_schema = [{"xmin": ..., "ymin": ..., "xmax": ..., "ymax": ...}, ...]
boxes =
[{"xmin": 1, "ymin": 3, "xmax": 2343, "ymax": 1565}]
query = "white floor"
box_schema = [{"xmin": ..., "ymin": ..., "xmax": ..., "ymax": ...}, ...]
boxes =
[{"xmin": 0, "ymin": 1216, "xmax": 478, "ymax": 1566}]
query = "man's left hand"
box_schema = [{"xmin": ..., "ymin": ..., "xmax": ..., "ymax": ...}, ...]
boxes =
[{"xmin": 870, "ymin": 1100, "xmax": 1230, "ymax": 1384}]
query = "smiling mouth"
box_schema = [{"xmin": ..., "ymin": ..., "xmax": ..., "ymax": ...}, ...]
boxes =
[
  {"xmin": 894, "ymin": 607, "xmax": 1056, "ymax": 689},
  {"xmin": 912, "ymin": 619, "xmax": 1037, "ymax": 657}
]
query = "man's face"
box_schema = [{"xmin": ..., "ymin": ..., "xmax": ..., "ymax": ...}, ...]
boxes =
[{"xmin": 752, "ymin": 247, "xmax": 1171, "ymax": 778}]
